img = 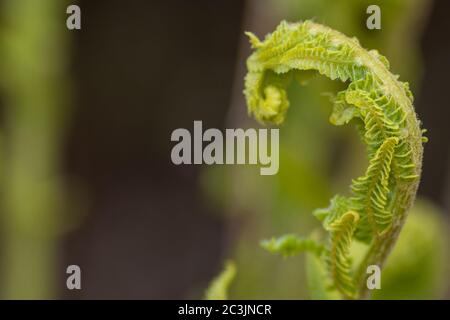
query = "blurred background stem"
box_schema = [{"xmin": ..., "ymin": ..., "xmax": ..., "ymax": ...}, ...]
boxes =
[{"xmin": 0, "ymin": 0, "xmax": 70, "ymax": 298}]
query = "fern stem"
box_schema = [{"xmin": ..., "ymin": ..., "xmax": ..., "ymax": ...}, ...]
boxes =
[{"xmin": 356, "ymin": 180, "xmax": 421, "ymax": 298}]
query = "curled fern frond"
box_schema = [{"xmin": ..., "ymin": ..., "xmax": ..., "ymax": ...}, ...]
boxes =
[
  {"xmin": 204, "ymin": 261, "xmax": 237, "ymax": 300},
  {"xmin": 325, "ymin": 211, "xmax": 359, "ymax": 299},
  {"xmin": 261, "ymin": 234, "xmax": 324, "ymax": 257},
  {"xmin": 313, "ymin": 195, "xmax": 351, "ymax": 227},
  {"xmin": 351, "ymin": 136, "xmax": 398, "ymax": 241},
  {"xmin": 244, "ymin": 20, "xmax": 425, "ymax": 299}
]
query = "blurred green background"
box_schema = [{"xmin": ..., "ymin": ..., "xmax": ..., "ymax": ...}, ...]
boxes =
[{"xmin": 0, "ymin": 0, "xmax": 449, "ymax": 299}]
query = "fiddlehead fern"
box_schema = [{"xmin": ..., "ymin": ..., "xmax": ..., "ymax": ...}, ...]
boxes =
[{"xmin": 244, "ymin": 21, "xmax": 425, "ymax": 299}]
